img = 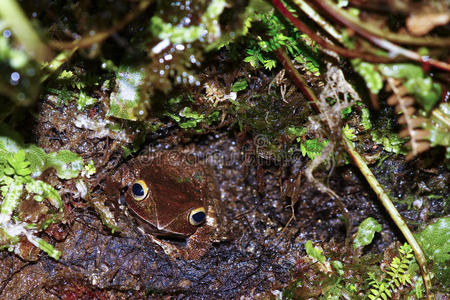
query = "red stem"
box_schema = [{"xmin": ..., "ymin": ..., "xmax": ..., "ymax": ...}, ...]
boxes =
[
  {"xmin": 271, "ymin": 0, "xmax": 393, "ymax": 63},
  {"xmin": 274, "ymin": 48, "xmax": 320, "ymax": 112},
  {"xmin": 311, "ymin": 0, "xmax": 450, "ymax": 71}
]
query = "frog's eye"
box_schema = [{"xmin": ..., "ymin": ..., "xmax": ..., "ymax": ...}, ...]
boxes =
[
  {"xmin": 131, "ymin": 180, "xmax": 148, "ymax": 201},
  {"xmin": 188, "ymin": 207, "xmax": 206, "ymax": 226}
]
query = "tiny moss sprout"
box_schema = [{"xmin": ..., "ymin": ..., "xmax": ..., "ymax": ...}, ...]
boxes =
[{"xmin": 243, "ymin": 10, "xmax": 320, "ymax": 74}]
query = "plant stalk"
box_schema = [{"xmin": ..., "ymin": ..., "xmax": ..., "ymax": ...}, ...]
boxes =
[
  {"xmin": 342, "ymin": 136, "xmax": 433, "ymax": 300},
  {"xmin": 0, "ymin": 0, "xmax": 53, "ymax": 62}
]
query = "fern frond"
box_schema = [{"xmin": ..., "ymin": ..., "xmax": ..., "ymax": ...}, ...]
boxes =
[{"xmin": 386, "ymin": 78, "xmax": 430, "ymax": 160}]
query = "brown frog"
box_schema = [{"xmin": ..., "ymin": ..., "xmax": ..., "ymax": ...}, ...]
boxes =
[{"xmin": 105, "ymin": 151, "xmax": 224, "ymax": 260}]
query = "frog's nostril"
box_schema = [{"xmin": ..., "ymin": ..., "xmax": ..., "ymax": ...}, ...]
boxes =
[
  {"xmin": 189, "ymin": 207, "xmax": 206, "ymax": 226},
  {"xmin": 131, "ymin": 180, "xmax": 148, "ymax": 201}
]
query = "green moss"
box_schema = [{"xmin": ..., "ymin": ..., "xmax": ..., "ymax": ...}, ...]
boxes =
[
  {"xmin": 108, "ymin": 66, "xmax": 148, "ymax": 121},
  {"xmin": 150, "ymin": 0, "xmax": 228, "ymax": 44},
  {"xmin": 242, "ymin": 8, "xmax": 320, "ymax": 74},
  {"xmin": 300, "ymin": 139, "xmax": 329, "ymax": 160},
  {"xmin": 371, "ymin": 129, "xmax": 408, "ymax": 155},
  {"xmin": 415, "ymin": 217, "xmax": 450, "ymax": 288},
  {"xmin": 0, "ymin": 123, "xmax": 88, "ymax": 259}
]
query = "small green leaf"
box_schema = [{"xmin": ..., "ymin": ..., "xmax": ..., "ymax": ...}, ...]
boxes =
[
  {"xmin": 403, "ymin": 77, "xmax": 441, "ymax": 112},
  {"xmin": 332, "ymin": 260, "xmax": 344, "ymax": 275},
  {"xmin": 343, "ymin": 124, "xmax": 356, "ymax": 141},
  {"xmin": 244, "ymin": 54, "xmax": 259, "ymax": 68},
  {"xmin": 305, "ymin": 240, "xmax": 326, "ymax": 263},
  {"xmin": 353, "ymin": 217, "xmax": 382, "ymax": 249},
  {"xmin": 415, "ymin": 217, "xmax": 450, "ymax": 286},
  {"xmin": 231, "ymin": 78, "xmax": 248, "ymax": 92},
  {"xmin": 341, "ymin": 106, "xmax": 352, "ymax": 118},
  {"xmin": 263, "ymin": 59, "xmax": 276, "ymax": 70},
  {"xmin": 378, "ymin": 63, "xmax": 423, "ymax": 79}
]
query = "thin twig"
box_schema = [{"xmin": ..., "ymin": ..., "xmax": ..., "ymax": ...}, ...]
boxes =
[
  {"xmin": 274, "ymin": 48, "xmax": 320, "ymax": 111},
  {"xmin": 49, "ymin": 0, "xmax": 152, "ymax": 50}
]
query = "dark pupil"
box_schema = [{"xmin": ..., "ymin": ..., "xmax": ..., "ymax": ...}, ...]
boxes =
[
  {"xmin": 132, "ymin": 183, "xmax": 144, "ymax": 197},
  {"xmin": 192, "ymin": 211, "xmax": 206, "ymax": 224}
]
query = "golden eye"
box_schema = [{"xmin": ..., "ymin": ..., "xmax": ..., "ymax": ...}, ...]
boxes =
[
  {"xmin": 131, "ymin": 180, "xmax": 148, "ymax": 201},
  {"xmin": 188, "ymin": 207, "xmax": 206, "ymax": 226}
]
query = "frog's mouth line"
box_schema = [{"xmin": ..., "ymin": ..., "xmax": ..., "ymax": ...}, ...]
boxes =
[{"xmin": 156, "ymin": 235, "xmax": 188, "ymax": 247}]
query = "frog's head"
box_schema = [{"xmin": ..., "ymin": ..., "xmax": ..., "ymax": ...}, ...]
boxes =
[{"xmin": 123, "ymin": 160, "xmax": 207, "ymax": 237}]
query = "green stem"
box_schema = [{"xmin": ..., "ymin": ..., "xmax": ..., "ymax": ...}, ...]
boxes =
[
  {"xmin": 0, "ymin": 0, "xmax": 53, "ymax": 62},
  {"xmin": 292, "ymin": 0, "xmax": 342, "ymax": 41},
  {"xmin": 342, "ymin": 136, "xmax": 433, "ymax": 300},
  {"xmin": 26, "ymin": 233, "xmax": 61, "ymax": 260},
  {"xmin": 40, "ymin": 49, "xmax": 77, "ymax": 83},
  {"xmin": 431, "ymin": 106, "xmax": 450, "ymax": 128}
]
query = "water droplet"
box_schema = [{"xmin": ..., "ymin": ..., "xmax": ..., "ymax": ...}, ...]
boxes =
[
  {"xmin": 10, "ymin": 72, "xmax": 20, "ymax": 85},
  {"xmin": 32, "ymin": 12, "xmax": 37, "ymax": 17},
  {"xmin": 164, "ymin": 54, "xmax": 173, "ymax": 61},
  {"xmin": 175, "ymin": 44, "xmax": 185, "ymax": 51},
  {"xmin": 3, "ymin": 30, "xmax": 11, "ymax": 38},
  {"xmin": 152, "ymin": 39, "xmax": 170, "ymax": 54},
  {"xmin": 159, "ymin": 70, "xmax": 165, "ymax": 76}
]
